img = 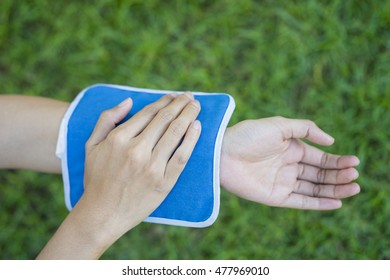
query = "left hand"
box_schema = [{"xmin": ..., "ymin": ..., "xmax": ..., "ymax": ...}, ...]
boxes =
[
  {"xmin": 220, "ymin": 117, "xmax": 360, "ymax": 210},
  {"xmin": 37, "ymin": 93, "xmax": 202, "ymax": 259}
]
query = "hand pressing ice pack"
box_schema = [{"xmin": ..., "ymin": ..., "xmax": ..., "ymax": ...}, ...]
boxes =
[{"xmin": 56, "ymin": 84, "xmax": 235, "ymax": 227}]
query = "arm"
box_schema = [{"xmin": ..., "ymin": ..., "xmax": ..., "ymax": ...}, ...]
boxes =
[
  {"xmin": 0, "ymin": 95, "xmax": 68, "ymax": 173},
  {"xmin": 37, "ymin": 93, "xmax": 201, "ymax": 259},
  {"xmin": 0, "ymin": 95, "xmax": 360, "ymax": 211}
]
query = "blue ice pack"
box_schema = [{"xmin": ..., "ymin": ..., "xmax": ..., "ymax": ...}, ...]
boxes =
[{"xmin": 56, "ymin": 84, "xmax": 235, "ymax": 227}]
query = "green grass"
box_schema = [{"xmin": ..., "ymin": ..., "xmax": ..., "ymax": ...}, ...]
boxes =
[{"xmin": 0, "ymin": 0, "xmax": 389, "ymax": 259}]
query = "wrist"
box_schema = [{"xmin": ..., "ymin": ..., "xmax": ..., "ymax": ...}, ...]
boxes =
[
  {"xmin": 71, "ymin": 195, "xmax": 124, "ymax": 249},
  {"xmin": 37, "ymin": 198, "xmax": 117, "ymax": 259},
  {"xmin": 220, "ymin": 127, "xmax": 232, "ymax": 189}
]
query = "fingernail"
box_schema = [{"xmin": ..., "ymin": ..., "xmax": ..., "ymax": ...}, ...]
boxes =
[
  {"xmin": 118, "ymin": 98, "xmax": 131, "ymax": 107},
  {"xmin": 192, "ymin": 120, "xmax": 201, "ymax": 130},
  {"xmin": 352, "ymin": 169, "xmax": 359, "ymax": 179},
  {"xmin": 324, "ymin": 133, "xmax": 334, "ymax": 143},
  {"xmin": 169, "ymin": 92, "xmax": 178, "ymax": 98},
  {"xmin": 352, "ymin": 183, "xmax": 361, "ymax": 194},
  {"xmin": 353, "ymin": 156, "xmax": 361, "ymax": 166},
  {"xmin": 184, "ymin": 92, "xmax": 194, "ymax": 100}
]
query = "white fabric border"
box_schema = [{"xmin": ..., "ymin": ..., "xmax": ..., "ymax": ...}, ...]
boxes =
[
  {"xmin": 55, "ymin": 83, "xmax": 235, "ymax": 228},
  {"xmin": 56, "ymin": 88, "xmax": 88, "ymax": 210}
]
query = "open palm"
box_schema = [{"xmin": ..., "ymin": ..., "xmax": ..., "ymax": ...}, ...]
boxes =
[{"xmin": 220, "ymin": 117, "xmax": 360, "ymax": 210}]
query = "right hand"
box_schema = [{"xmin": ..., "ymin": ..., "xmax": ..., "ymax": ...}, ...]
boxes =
[{"xmin": 79, "ymin": 92, "xmax": 201, "ymax": 244}]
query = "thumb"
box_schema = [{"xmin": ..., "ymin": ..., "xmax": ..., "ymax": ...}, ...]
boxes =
[
  {"xmin": 279, "ymin": 117, "xmax": 335, "ymax": 146},
  {"xmin": 87, "ymin": 98, "xmax": 133, "ymax": 147}
]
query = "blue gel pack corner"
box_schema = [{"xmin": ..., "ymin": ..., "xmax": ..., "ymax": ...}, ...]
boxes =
[{"xmin": 56, "ymin": 84, "xmax": 235, "ymax": 227}]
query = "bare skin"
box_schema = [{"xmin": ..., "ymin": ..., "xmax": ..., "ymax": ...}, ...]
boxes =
[
  {"xmin": 220, "ymin": 117, "xmax": 360, "ymax": 210},
  {"xmin": 36, "ymin": 93, "xmax": 202, "ymax": 259},
  {"xmin": 0, "ymin": 94, "xmax": 360, "ymax": 258},
  {"xmin": 0, "ymin": 95, "xmax": 68, "ymax": 173}
]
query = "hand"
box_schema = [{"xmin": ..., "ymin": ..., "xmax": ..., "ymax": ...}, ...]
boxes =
[
  {"xmin": 37, "ymin": 93, "xmax": 201, "ymax": 259},
  {"xmin": 81, "ymin": 92, "xmax": 201, "ymax": 238},
  {"xmin": 220, "ymin": 117, "xmax": 360, "ymax": 210}
]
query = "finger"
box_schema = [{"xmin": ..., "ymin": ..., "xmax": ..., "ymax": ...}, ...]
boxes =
[
  {"xmin": 152, "ymin": 100, "xmax": 201, "ymax": 163},
  {"xmin": 300, "ymin": 142, "xmax": 360, "ymax": 169},
  {"xmin": 115, "ymin": 93, "xmax": 176, "ymax": 138},
  {"xmin": 138, "ymin": 92, "xmax": 194, "ymax": 147},
  {"xmin": 87, "ymin": 98, "xmax": 133, "ymax": 147},
  {"xmin": 297, "ymin": 164, "xmax": 359, "ymax": 184},
  {"xmin": 278, "ymin": 118, "xmax": 335, "ymax": 146},
  {"xmin": 294, "ymin": 180, "xmax": 361, "ymax": 199},
  {"xmin": 164, "ymin": 120, "xmax": 202, "ymax": 186},
  {"xmin": 282, "ymin": 193, "xmax": 342, "ymax": 210}
]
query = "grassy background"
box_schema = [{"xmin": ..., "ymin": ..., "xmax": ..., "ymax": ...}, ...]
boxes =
[{"xmin": 0, "ymin": 0, "xmax": 389, "ymax": 259}]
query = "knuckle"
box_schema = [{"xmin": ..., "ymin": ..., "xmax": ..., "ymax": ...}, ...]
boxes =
[
  {"xmin": 146, "ymin": 165, "xmax": 160, "ymax": 182},
  {"xmin": 178, "ymin": 92, "xmax": 192, "ymax": 101},
  {"xmin": 317, "ymin": 169, "xmax": 326, "ymax": 183},
  {"xmin": 100, "ymin": 110, "xmax": 114, "ymax": 122},
  {"xmin": 129, "ymin": 140, "xmax": 144, "ymax": 155},
  {"xmin": 307, "ymin": 120, "xmax": 316, "ymax": 126},
  {"xmin": 126, "ymin": 147, "xmax": 145, "ymax": 165},
  {"xmin": 143, "ymin": 104, "xmax": 159, "ymax": 116},
  {"xmin": 169, "ymin": 120, "xmax": 187, "ymax": 137},
  {"xmin": 176, "ymin": 151, "xmax": 190, "ymax": 166},
  {"xmin": 107, "ymin": 130, "xmax": 126, "ymax": 147},
  {"xmin": 164, "ymin": 93, "xmax": 176, "ymax": 101},
  {"xmin": 304, "ymin": 120, "xmax": 317, "ymax": 132},
  {"xmin": 187, "ymin": 101, "xmax": 200, "ymax": 112},
  {"xmin": 154, "ymin": 183, "xmax": 169, "ymax": 194},
  {"xmin": 312, "ymin": 184, "xmax": 321, "ymax": 197},
  {"xmin": 320, "ymin": 153, "xmax": 329, "ymax": 167},
  {"xmin": 146, "ymin": 163, "xmax": 167, "ymax": 193},
  {"xmin": 302, "ymin": 118, "xmax": 313, "ymax": 124},
  {"xmin": 152, "ymin": 178, "xmax": 169, "ymax": 193},
  {"xmin": 158, "ymin": 110, "xmax": 175, "ymax": 122}
]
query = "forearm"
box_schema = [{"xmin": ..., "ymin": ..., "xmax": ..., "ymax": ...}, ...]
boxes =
[
  {"xmin": 36, "ymin": 197, "xmax": 117, "ymax": 259},
  {"xmin": 0, "ymin": 95, "xmax": 69, "ymax": 173}
]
